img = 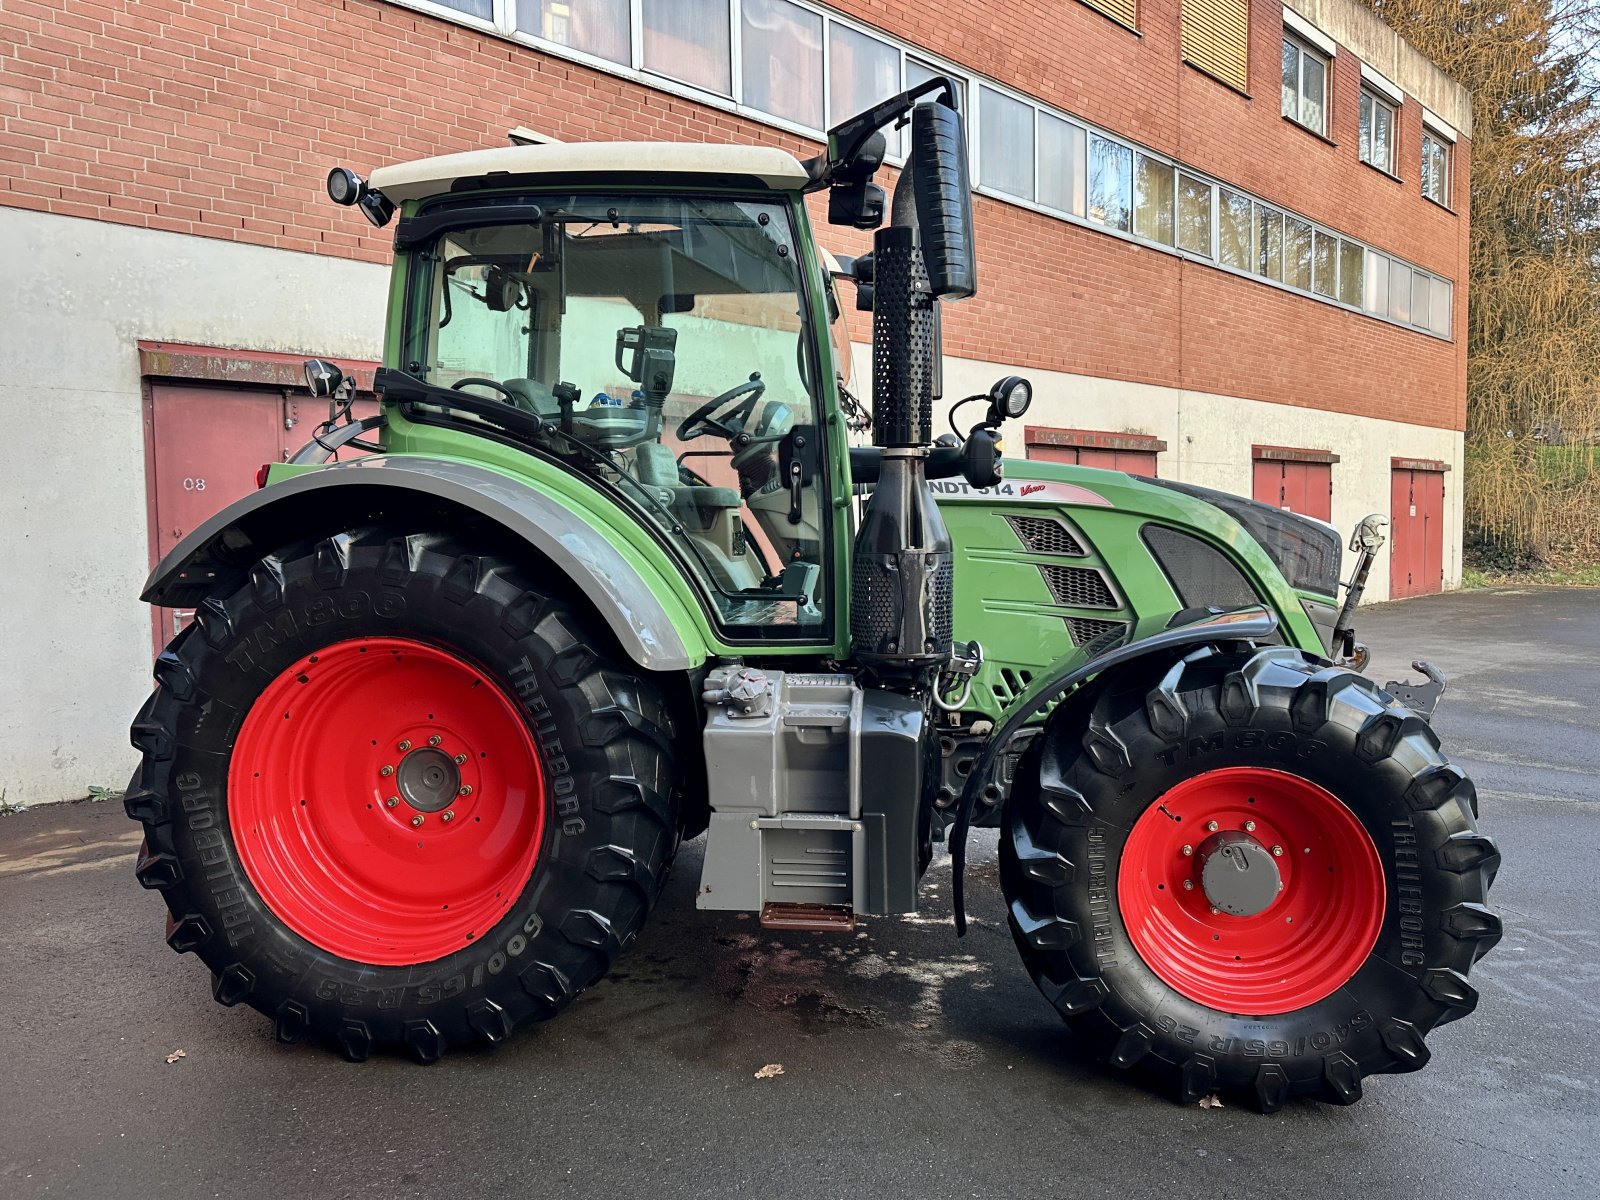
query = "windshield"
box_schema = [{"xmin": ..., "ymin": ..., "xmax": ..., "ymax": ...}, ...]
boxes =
[{"xmin": 404, "ymin": 193, "xmax": 831, "ymax": 639}]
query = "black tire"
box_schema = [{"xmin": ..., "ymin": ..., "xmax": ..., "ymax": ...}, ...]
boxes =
[
  {"xmin": 1000, "ymin": 645, "xmax": 1500, "ymax": 1110},
  {"xmin": 126, "ymin": 528, "xmax": 680, "ymax": 1062}
]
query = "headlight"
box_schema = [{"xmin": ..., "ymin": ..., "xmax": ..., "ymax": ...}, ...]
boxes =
[
  {"xmin": 326, "ymin": 166, "xmax": 365, "ymax": 206},
  {"xmin": 988, "ymin": 375, "xmax": 1032, "ymax": 420}
]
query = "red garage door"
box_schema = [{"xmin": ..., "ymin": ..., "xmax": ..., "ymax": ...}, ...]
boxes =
[
  {"xmin": 141, "ymin": 344, "xmax": 379, "ymax": 654},
  {"xmin": 1390, "ymin": 460, "xmax": 1447, "ymax": 599},
  {"xmin": 1024, "ymin": 427, "xmax": 1166, "ymax": 477},
  {"xmin": 1251, "ymin": 446, "xmax": 1337, "ymax": 521}
]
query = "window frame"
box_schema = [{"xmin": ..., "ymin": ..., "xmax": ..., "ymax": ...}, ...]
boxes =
[
  {"xmin": 1358, "ymin": 86, "xmax": 1398, "ymax": 175},
  {"xmin": 1281, "ymin": 32, "xmax": 1330, "ymax": 136},
  {"xmin": 1421, "ymin": 125, "xmax": 1452, "ymax": 208}
]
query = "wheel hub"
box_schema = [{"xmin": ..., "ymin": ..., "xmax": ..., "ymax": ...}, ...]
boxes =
[
  {"xmin": 1196, "ymin": 830, "xmax": 1281, "ymax": 916},
  {"xmin": 396, "ymin": 747, "xmax": 461, "ymax": 812}
]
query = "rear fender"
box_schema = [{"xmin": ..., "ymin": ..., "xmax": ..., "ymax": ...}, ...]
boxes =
[
  {"xmin": 142, "ymin": 455, "xmax": 706, "ymax": 672},
  {"xmin": 949, "ymin": 605, "xmax": 1280, "ymax": 932}
]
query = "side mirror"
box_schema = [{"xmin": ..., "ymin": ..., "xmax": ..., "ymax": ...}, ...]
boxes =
[
  {"xmin": 303, "ymin": 358, "xmax": 344, "ymax": 399},
  {"xmin": 909, "ymin": 98, "xmax": 976, "ymax": 300}
]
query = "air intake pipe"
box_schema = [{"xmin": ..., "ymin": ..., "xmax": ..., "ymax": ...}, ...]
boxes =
[{"xmin": 850, "ymin": 97, "xmax": 975, "ymax": 676}]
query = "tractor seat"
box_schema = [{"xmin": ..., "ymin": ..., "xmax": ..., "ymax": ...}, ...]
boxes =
[{"xmin": 635, "ymin": 443, "xmax": 740, "ymax": 531}]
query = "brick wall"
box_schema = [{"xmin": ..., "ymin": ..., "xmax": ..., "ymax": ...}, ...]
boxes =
[{"xmin": 0, "ymin": 0, "xmax": 1467, "ymax": 429}]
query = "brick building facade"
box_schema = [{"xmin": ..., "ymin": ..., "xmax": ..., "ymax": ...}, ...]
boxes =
[{"xmin": 0, "ymin": 0, "xmax": 1470, "ymax": 803}]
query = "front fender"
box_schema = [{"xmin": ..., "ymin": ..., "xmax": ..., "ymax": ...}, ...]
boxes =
[
  {"xmin": 143, "ymin": 455, "xmax": 706, "ymax": 672},
  {"xmin": 949, "ymin": 605, "xmax": 1280, "ymax": 932}
]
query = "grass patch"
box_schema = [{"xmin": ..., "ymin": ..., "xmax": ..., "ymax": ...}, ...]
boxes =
[{"xmin": 1460, "ymin": 563, "xmax": 1600, "ymax": 588}]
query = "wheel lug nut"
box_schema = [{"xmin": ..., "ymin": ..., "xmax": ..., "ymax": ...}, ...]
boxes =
[
  {"xmin": 428, "ymin": 735, "xmax": 442, "ymax": 747},
  {"xmin": 459, "ymin": 785, "xmax": 473, "ymax": 796},
  {"xmin": 1272, "ymin": 845, "xmax": 1284, "ymax": 856},
  {"xmin": 1180, "ymin": 844, "xmax": 1193, "ymax": 857},
  {"xmin": 454, "ymin": 753, "xmax": 467, "ymax": 765},
  {"xmin": 385, "ymin": 796, "xmax": 400, "ymax": 808},
  {"xmin": 1205, "ymin": 820, "xmax": 1219, "ymax": 832},
  {"xmin": 1182, "ymin": 879, "xmax": 1194, "ymax": 891},
  {"xmin": 1243, "ymin": 819, "xmax": 1256, "ymax": 832},
  {"xmin": 1210, "ymin": 906, "xmax": 1220, "ymax": 915},
  {"xmin": 380, "ymin": 764, "xmax": 394, "ymax": 777},
  {"xmin": 442, "ymin": 810, "xmax": 455, "ymax": 823},
  {"xmin": 398, "ymin": 739, "xmax": 412, "ymax": 752},
  {"xmin": 410, "ymin": 814, "xmax": 424, "ymax": 827}
]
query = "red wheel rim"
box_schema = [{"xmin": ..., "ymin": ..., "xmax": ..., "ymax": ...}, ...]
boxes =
[
  {"xmin": 228, "ymin": 637, "xmax": 546, "ymax": 966},
  {"xmin": 1117, "ymin": 767, "xmax": 1384, "ymax": 1015}
]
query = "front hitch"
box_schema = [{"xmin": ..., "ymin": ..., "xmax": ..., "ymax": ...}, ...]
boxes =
[
  {"xmin": 1385, "ymin": 659, "xmax": 1447, "ymax": 719},
  {"xmin": 1331, "ymin": 513, "xmax": 1388, "ymax": 668}
]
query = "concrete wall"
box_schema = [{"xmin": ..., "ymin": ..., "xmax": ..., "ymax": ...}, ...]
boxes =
[{"xmin": 0, "ymin": 206, "xmax": 386, "ymax": 808}]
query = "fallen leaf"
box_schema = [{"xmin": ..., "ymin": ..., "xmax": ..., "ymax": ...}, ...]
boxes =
[
  {"xmin": 165, "ymin": 1049, "xmax": 187, "ymax": 1065},
  {"xmin": 912, "ymin": 1021, "xmax": 930, "ymax": 1030},
  {"xmin": 1198, "ymin": 1093, "xmax": 1224, "ymax": 1109},
  {"xmin": 754, "ymin": 1063, "xmax": 784, "ymax": 1079}
]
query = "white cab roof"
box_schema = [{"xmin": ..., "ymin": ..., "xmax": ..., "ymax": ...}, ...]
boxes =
[{"xmin": 369, "ymin": 142, "xmax": 811, "ymax": 202}]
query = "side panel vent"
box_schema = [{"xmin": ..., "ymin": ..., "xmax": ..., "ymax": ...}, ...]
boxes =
[
  {"xmin": 1141, "ymin": 525, "xmax": 1261, "ymax": 609},
  {"xmin": 1065, "ymin": 616, "xmax": 1128, "ymax": 647},
  {"xmin": 1006, "ymin": 515, "xmax": 1087, "ymax": 556},
  {"xmin": 1037, "ymin": 564, "xmax": 1118, "ymax": 609}
]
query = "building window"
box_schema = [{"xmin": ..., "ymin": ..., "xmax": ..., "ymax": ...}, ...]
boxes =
[
  {"xmin": 1281, "ymin": 34, "xmax": 1328, "ymax": 134},
  {"xmin": 978, "ymin": 85, "xmax": 1035, "ymax": 199},
  {"xmin": 1337, "ymin": 239, "xmax": 1364, "ymax": 307},
  {"xmin": 1256, "ymin": 204, "xmax": 1283, "ymax": 280},
  {"xmin": 1134, "ymin": 154, "xmax": 1175, "ymax": 245},
  {"xmin": 1038, "ymin": 113, "xmax": 1087, "ymax": 216},
  {"xmin": 1177, "ymin": 173, "xmax": 1213, "ymax": 256},
  {"xmin": 741, "ymin": 0, "xmax": 823, "ymax": 129},
  {"xmin": 1421, "ymin": 127, "xmax": 1451, "ymax": 205},
  {"xmin": 1312, "ymin": 229, "xmax": 1336, "ymax": 298},
  {"xmin": 1218, "ymin": 187, "xmax": 1253, "ymax": 269},
  {"xmin": 516, "ymin": 1, "xmax": 628, "ymax": 61},
  {"xmin": 1359, "ymin": 88, "xmax": 1397, "ymax": 173},
  {"xmin": 829, "ymin": 23, "xmax": 898, "ymax": 127},
  {"xmin": 1083, "ymin": 0, "xmax": 1139, "ymax": 29},
  {"xmin": 642, "ymin": 0, "xmax": 731, "ymax": 95},
  {"xmin": 1088, "ymin": 134, "xmax": 1133, "ymax": 231},
  {"xmin": 1181, "ymin": 0, "xmax": 1250, "ymax": 93},
  {"xmin": 435, "ymin": 0, "xmax": 493, "ymax": 18}
]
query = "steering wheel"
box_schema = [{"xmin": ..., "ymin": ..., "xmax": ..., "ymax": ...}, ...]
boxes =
[
  {"xmin": 675, "ymin": 374, "xmax": 765, "ymax": 442},
  {"xmin": 451, "ymin": 377, "xmax": 519, "ymax": 402}
]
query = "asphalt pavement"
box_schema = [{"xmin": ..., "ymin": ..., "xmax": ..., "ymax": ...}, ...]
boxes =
[{"xmin": 2, "ymin": 586, "xmax": 1596, "ymax": 1199}]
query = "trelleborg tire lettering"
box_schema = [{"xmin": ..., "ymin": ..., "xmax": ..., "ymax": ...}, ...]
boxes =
[
  {"xmin": 125, "ymin": 527, "xmax": 681, "ymax": 1061},
  {"xmin": 999, "ymin": 645, "xmax": 1500, "ymax": 1109}
]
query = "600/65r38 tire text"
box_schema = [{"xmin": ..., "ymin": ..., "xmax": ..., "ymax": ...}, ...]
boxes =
[
  {"xmin": 126, "ymin": 529, "xmax": 680, "ymax": 1062},
  {"xmin": 1000, "ymin": 646, "xmax": 1500, "ymax": 1110}
]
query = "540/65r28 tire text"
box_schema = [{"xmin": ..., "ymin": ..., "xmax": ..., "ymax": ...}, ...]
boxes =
[{"xmin": 126, "ymin": 528, "xmax": 680, "ymax": 1062}]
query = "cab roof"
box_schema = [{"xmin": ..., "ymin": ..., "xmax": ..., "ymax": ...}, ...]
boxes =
[{"xmin": 368, "ymin": 142, "xmax": 812, "ymax": 202}]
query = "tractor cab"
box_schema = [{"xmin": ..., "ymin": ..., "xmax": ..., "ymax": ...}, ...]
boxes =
[{"xmin": 369, "ymin": 160, "xmax": 838, "ymax": 633}]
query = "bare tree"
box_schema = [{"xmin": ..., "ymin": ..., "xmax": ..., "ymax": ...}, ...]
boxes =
[{"xmin": 1363, "ymin": 1, "xmax": 1600, "ymax": 566}]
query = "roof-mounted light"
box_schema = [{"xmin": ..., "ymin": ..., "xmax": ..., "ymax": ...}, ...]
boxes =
[{"xmin": 326, "ymin": 166, "xmax": 365, "ymax": 206}]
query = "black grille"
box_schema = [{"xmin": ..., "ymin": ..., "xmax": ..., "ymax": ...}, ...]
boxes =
[
  {"xmin": 1037, "ymin": 564, "xmax": 1117, "ymax": 608},
  {"xmin": 1006, "ymin": 515, "xmax": 1086, "ymax": 556},
  {"xmin": 1141, "ymin": 525, "xmax": 1261, "ymax": 608},
  {"xmin": 1065, "ymin": 616, "xmax": 1127, "ymax": 646}
]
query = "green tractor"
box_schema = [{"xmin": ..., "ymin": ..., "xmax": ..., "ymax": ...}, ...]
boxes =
[{"xmin": 127, "ymin": 82, "xmax": 1498, "ymax": 1109}]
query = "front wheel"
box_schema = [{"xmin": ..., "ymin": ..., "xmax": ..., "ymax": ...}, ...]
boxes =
[
  {"xmin": 126, "ymin": 529, "xmax": 681, "ymax": 1061},
  {"xmin": 1000, "ymin": 646, "xmax": 1500, "ymax": 1110}
]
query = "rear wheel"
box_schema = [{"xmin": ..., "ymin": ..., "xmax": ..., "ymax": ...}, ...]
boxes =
[
  {"xmin": 1000, "ymin": 646, "xmax": 1499, "ymax": 1109},
  {"xmin": 127, "ymin": 529, "xmax": 680, "ymax": 1061}
]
